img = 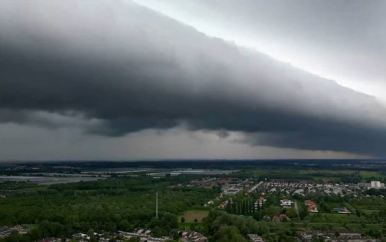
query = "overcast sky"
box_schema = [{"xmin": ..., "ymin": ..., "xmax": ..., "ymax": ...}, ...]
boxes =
[{"xmin": 0, "ymin": 0, "xmax": 385, "ymax": 161}]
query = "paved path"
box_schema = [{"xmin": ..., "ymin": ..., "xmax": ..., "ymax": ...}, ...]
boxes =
[{"xmin": 294, "ymin": 200, "xmax": 301, "ymax": 220}]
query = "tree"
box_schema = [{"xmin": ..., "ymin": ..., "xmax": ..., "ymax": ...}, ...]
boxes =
[
  {"xmin": 128, "ymin": 237, "xmax": 139, "ymax": 242},
  {"xmin": 118, "ymin": 220, "xmax": 132, "ymax": 231},
  {"xmin": 149, "ymin": 217, "xmax": 160, "ymax": 229},
  {"xmin": 264, "ymin": 206, "xmax": 281, "ymax": 217},
  {"xmin": 214, "ymin": 226, "xmax": 247, "ymax": 242},
  {"xmin": 161, "ymin": 213, "xmax": 178, "ymax": 230},
  {"xmin": 356, "ymin": 209, "xmax": 361, "ymax": 217},
  {"xmin": 173, "ymin": 231, "xmax": 180, "ymax": 241},
  {"xmin": 87, "ymin": 229, "xmax": 97, "ymax": 242},
  {"xmin": 285, "ymin": 208, "xmax": 298, "ymax": 219}
]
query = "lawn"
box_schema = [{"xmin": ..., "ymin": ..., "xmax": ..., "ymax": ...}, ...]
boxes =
[
  {"xmin": 22, "ymin": 224, "xmax": 38, "ymax": 229},
  {"xmin": 178, "ymin": 210, "xmax": 209, "ymax": 223}
]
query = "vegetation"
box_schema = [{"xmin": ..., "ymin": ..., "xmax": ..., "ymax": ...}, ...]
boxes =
[{"xmin": 0, "ymin": 177, "xmax": 216, "ymax": 241}]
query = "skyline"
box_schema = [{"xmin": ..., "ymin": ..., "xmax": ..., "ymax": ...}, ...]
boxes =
[{"xmin": 0, "ymin": 0, "xmax": 385, "ymax": 161}]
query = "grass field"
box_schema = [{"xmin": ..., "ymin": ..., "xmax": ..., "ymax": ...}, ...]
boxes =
[
  {"xmin": 252, "ymin": 169, "xmax": 385, "ymax": 182},
  {"xmin": 361, "ymin": 171, "xmax": 385, "ymax": 179},
  {"xmin": 178, "ymin": 210, "xmax": 209, "ymax": 223},
  {"xmin": 253, "ymin": 169, "xmax": 355, "ymax": 181},
  {"xmin": 22, "ymin": 224, "xmax": 38, "ymax": 229}
]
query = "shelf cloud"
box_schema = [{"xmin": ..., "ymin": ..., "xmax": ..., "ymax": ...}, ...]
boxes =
[{"xmin": 1, "ymin": 0, "xmax": 386, "ymax": 157}]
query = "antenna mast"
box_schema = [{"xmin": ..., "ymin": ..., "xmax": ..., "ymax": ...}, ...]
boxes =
[{"xmin": 156, "ymin": 191, "xmax": 159, "ymax": 218}]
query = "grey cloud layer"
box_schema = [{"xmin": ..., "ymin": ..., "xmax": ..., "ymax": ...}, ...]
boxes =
[
  {"xmin": 0, "ymin": 0, "xmax": 386, "ymax": 156},
  {"xmin": 141, "ymin": 0, "xmax": 386, "ymax": 83}
]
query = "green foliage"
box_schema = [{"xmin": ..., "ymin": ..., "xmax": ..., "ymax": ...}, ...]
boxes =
[
  {"xmin": 128, "ymin": 237, "xmax": 139, "ymax": 242},
  {"xmin": 263, "ymin": 206, "xmax": 280, "ymax": 217},
  {"xmin": 214, "ymin": 226, "xmax": 247, "ymax": 242},
  {"xmin": 285, "ymin": 208, "xmax": 297, "ymax": 219},
  {"xmin": 0, "ymin": 177, "xmax": 216, "ymax": 241}
]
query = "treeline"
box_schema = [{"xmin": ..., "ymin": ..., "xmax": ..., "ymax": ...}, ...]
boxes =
[{"xmin": 225, "ymin": 198, "xmax": 256, "ymax": 215}]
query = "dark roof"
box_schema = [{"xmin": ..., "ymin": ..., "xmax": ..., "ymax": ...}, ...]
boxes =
[{"xmin": 0, "ymin": 227, "xmax": 11, "ymax": 233}]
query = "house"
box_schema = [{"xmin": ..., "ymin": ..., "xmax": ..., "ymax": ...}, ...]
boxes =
[
  {"xmin": 219, "ymin": 200, "xmax": 229, "ymax": 208},
  {"xmin": 298, "ymin": 231, "xmax": 370, "ymax": 242},
  {"xmin": 179, "ymin": 230, "xmax": 208, "ymax": 242},
  {"xmin": 217, "ymin": 179, "xmax": 231, "ymax": 185},
  {"xmin": 72, "ymin": 233, "xmax": 88, "ymax": 240},
  {"xmin": 293, "ymin": 189, "xmax": 304, "ymax": 195},
  {"xmin": 255, "ymin": 197, "xmax": 266, "ymax": 209},
  {"xmin": 0, "ymin": 227, "xmax": 14, "ymax": 238},
  {"xmin": 119, "ymin": 230, "xmax": 172, "ymax": 242},
  {"xmin": 304, "ymin": 200, "xmax": 318, "ymax": 213},
  {"xmin": 41, "ymin": 238, "xmax": 61, "ymax": 242},
  {"xmin": 248, "ymin": 234, "xmax": 264, "ymax": 242},
  {"xmin": 223, "ymin": 188, "xmax": 242, "ymax": 195},
  {"xmin": 280, "ymin": 199, "xmax": 294, "ymax": 208},
  {"xmin": 333, "ymin": 207, "xmax": 351, "ymax": 214}
]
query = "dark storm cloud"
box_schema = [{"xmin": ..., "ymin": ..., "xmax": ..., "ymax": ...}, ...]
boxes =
[{"xmin": 0, "ymin": 0, "xmax": 386, "ymax": 156}]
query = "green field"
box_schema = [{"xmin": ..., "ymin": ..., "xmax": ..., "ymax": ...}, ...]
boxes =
[
  {"xmin": 252, "ymin": 169, "xmax": 386, "ymax": 182},
  {"xmin": 178, "ymin": 210, "xmax": 209, "ymax": 223}
]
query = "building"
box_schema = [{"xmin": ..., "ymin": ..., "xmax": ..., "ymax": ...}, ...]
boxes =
[
  {"xmin": 248, "ymin": 234, "xmax": 264, "ymax": 242},
  {"xmin": 218, "ymin": 200, "xmax": 229, "ymax": 209},
  {"xmin": 371, "ymin": 181, "xmax": 380, "ymax": 188},
  {"xmin": 179, "ymin": 230, "xmax": 208, "ymax": 242},
  {"xmin": 223, "ymin": 187, "xmax": 242, "ymax": 195},
  {"xmin": 248, "ymin": 181, "xmax": 263, "ymax": 193},
  {"xmin": 280, "ymin": 199, "xmax": 294, "ymax": 208},
  {"xmin": 298, "ymin": 231, "xmax": 373, "ymax": 242},
  {"xmin": 0, "ymin": 227, "xmax": 14, "ymax": 238},
  {"xmin": 333, "ymin": 207, "xmax": 351, "ymax": 214},
  {"xmin": 359, "ymin": 181, "xmax": 385, "ymax": 189},
  {"xmin": 370, "ymin": 181, "xmax": 385, "ymax": 188},
  {"xmin": 119, "ymin": 229, "xmax": 172, "ymax": 242},
  {"xmin": 255, "ymin": 197, "xmax": 266, "ymax": 209},
  {"xmin": 0, "ymin": 226, "xmax": 31, "ymax": 238},
  {"xmin": 304, "ymin": 200, "xmax": 318, "ymax": 213}
]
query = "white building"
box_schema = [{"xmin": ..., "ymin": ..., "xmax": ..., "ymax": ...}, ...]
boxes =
[
  {"xmin": 280, "ymin": 199, "xmax": 294, "ymax": 208},
  {"xmin": 370, "ymin": 181, "xmax": 384, "ymax": 188},
  {"xmin": 248, "ymin": 234, "xmax": 264, "ymax": 242}
]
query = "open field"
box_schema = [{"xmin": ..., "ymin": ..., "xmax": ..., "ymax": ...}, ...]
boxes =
[
  {"xmin": 361, "ymin": 171, "xmax": 385, "ymax": 179},
  {"xmin": 252, "ymin": 169, "xmax": 386, "ymax": 182},
  {"xmin": 179, "ymin": 210, "xmax": 209, "ymax": 223}
]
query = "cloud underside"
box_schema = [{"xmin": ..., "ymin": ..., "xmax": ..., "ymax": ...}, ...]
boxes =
[{"xmin": 0, "ymin": 0, "xmax": 386, "ymax": 156}]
